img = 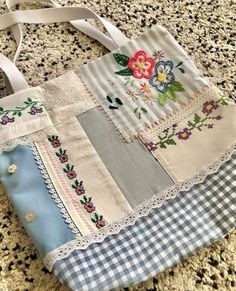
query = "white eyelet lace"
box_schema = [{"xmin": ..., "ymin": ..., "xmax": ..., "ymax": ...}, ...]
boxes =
[{"xmin": 43, "ymin": 141, "xmax": 236, "ymax": 271}]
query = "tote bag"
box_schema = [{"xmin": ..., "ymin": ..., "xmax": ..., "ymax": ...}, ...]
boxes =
[{"xmin": 0, "ymin": 1, "xmax": 235, "ymax": 290}]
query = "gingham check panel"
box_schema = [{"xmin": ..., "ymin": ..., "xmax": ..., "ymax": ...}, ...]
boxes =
[{"xmin": 53, "ymin": 155, "xmax": 236, "ymax": 291}]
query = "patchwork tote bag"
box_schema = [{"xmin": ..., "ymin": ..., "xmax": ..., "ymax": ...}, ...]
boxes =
[{"xmin": 0, "ymin": 1, "xmax": 235, "ymax": 290}]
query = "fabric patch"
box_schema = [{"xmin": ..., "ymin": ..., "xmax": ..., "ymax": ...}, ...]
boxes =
[
  {"xmin": 77, "ymin": 24, "xmax": 208, "ymax": 141},
  {"xmin": 140, "ymin": 95, "xmax": 236, "ymax": 182},
  {"xmin": 47, "ymin": 135, "xmax": 106, "ymax": 230},
  {"xmin": 0, "ymin": 145, "xmax": 75, "ymax": 257},
  {"xmin": 77, "ymin": 107, "xmax": 174, "ymax": 208},
  {"xmin": 35, "ymin": 117, "xmax": 132, "ymax": 236},
  {"xmin": 0, "ymin": 88, "xmax": 52, "ymax": 144},
  {"xmin": 52, "ymin": 154, "xmax": 236, "ymax": 290},
  {"xmin": 39, "ymin": 70, "xmax": 97, "ymax": 124}
]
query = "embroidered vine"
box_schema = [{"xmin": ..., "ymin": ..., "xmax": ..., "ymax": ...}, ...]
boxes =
[
  {"xmin": 48, "ymin": 135, "xmax": 106, "ymax": 229},
  {"xmin": 113, "ymin": 50, "xmax": 185, "ymax": 107},
  {"xmin": 0, "ymin": 97, "xmax": 43, "ymax": 125},
  {"xmin": 145, "ymin": 97, "xmax": 229, "ymax": 151}
]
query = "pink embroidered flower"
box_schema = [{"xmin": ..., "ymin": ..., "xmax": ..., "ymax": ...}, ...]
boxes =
[
  {"xmin": 75, "ymin": 185, "xmax": 85, "ymax": 195},
  {"xmin": 84, "ymin": 202, "xmax": 95, "ymax": 213},
  {"xmin": 202, "ymin": 100, "xmax": 219, "ymax": 115},
  {"xmin": 67, "ymin": 170, "xmax": 77, "ymax": 180},
  {"xmin": 96, "ymin": 220, "xmax": 106, "ymax": 229},
  {"xmin": 29, "ymin": 105, "xmax": 43, "ymax": 115},
  {"xmin": 52, "ymin": 140, "xmax": 61, "ymax": 148},
  {"xmin": 59, "ymin": 154, "xmax": 68, "ymax": 163},
  {"xmin": 128, "ymin": 51, "xmax": 155, "ymax": 79},
  {"xmin": 48, "ymin": 136, "xmax": 61, "ymax": 148},
  {"xmin": 0, "ymin": 115, "xmax": 15, "ymax": 125},
  {"xmin": 145, "ymin": 141, "xmax": 158, "ymax": 152}
]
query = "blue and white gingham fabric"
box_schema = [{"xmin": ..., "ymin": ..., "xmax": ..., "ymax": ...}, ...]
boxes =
[{"xmin": 53, "ymin": 155, "xmax": 236, "ymax": 291}]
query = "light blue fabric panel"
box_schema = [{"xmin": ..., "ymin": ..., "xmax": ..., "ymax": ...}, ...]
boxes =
[{"xmin": 0, "ymin": 145, "xmax": 75, "ymax": 256}]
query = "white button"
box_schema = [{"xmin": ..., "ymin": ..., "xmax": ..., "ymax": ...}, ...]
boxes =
[
  {"xmin": 25, "ymin": 211, "xmax": 36, "ymax": 223},
  {"xmin": 8, "ymin": 164, "xmax": 17, "ymax": 174}
]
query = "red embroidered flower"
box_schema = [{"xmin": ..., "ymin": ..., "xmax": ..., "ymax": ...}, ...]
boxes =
[{"xmin": 128, "ymin": 51, "xmax": 155, "ymax": 79}]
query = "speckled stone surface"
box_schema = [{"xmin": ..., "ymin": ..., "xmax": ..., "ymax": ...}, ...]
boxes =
[{"xmin": 0, "ymin": 0, "xmax": 235, "ymax": 290}]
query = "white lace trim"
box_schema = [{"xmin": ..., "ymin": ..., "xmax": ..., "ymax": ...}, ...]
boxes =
[
  {"xmin": 30, "ymin": 144, "xmax": 82, "ymax": 238},
  {"xmin": 0, "ymin": 137, "xmax": 82, "ymax": 238},
  {"xmin": 43, "ymin": 141, "xmax": 236, "ymax": 271}
]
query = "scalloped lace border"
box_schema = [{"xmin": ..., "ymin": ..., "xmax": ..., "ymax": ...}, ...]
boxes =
[
  {"xmin": 31, "ymin": 144, "xmax": 82, "ymax": 238},
  {"xmin": 43, "ymin": 141, "xmax": 236, "ymax": 271}
]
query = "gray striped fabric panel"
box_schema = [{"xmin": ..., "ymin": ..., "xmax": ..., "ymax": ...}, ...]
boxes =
[{"xmin": 77, "ymin": 107, "xmax": 174, "ymax": 208}]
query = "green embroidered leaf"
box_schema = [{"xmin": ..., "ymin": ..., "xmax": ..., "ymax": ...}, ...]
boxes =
[
  {"xmin": 134, "ymin": 107, "xmax": 138, "ymax": 113},
  {"xmin": 109, "ymin": 105, "xmax": 119, "ymax": 110},
  {"xmin": 72, "ymin": 184, "xmax": 76, "ymax": 189},
  {"xmin": 13, "ymin": 111, "xmax": 18, "ymax": 116},
  {"xmin": 178, "ymin": 67, "xmax": 185, "ymax": 73},
  {"xmin": 115, "ymin": 68, "xmax": 133, "ymax": 76},
  {"xmin": 141, "ymin": 107, "xmax": 147, "ymax": 113},
  {"xmin": 95, "ymin": 213, "xmax": 99, "ymax": 220},
  {"xmin": 106, "ymin": 96, "xmax": 113, "ymax": 103},
  {"xmin": 113, "ymin": 53, "xmax": 129, "ymax": 66},
  {"xmin": 80, "ymin": 200, "xmax": 85, "ymax": 204},
  {"xmin": 115, "ymin": 98, "xmax": 123, "ymax": 105},
  {"xmin": 138, "ymin": 112, "xmax": 141, "ymax": 119},
  {"xmin": 176, "ymin": 61, "xmax": 183, "ymax": 68},
  {"xmin": 158, "ymin": 93, "xmax": 168, "ymax": 106},
  {"xmin": 167, "ymin": 87, "xmax": 176, "ymax": 101},
  {"xmin": 170, "ymin": 81, "xmax": 185, "ymax": 92},
  {"xmin": 100, "ymin": 215, "xmax": 103, "ymax": 220},
  {"xmin": 0, "ymin": 107, "xmax": 3, "ymax": 112},
  {"xmin": 194, "ymin": 114, "xmax": 201, "ymax": 124},
  {"xmin": 91, "ymin": 218, "xmax": 96, "ymax": 223},
  {"xmin": 27, "ymin": 97, "xmax": 32, "ymax": 102},
  {"xmin": 159, "ymin": 143, "xmax": 167, "ymax": 149}
]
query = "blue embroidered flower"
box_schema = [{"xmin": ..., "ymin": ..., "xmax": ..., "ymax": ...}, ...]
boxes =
[{"xmin": 149, "ymin": 61, "xmax": 175, "ymax": 93}]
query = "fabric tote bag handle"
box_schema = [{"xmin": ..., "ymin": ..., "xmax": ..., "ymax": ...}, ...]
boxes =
[
  {"xmin": 0, "ymin": 1, "xmax": 129, "ymax": 93},
  {"xmin": 5, "ymin": 0, "xmax": 129, "ymax": 62}
]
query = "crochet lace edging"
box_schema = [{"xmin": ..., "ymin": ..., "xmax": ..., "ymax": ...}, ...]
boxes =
[
  {"xmin": 0, "ymin": 137, "xmax": 82, "ymax": 238},
  {"xmin": 43, "ymin": 141, "xmax": 236, "ymax": 271},
  {"xmin": 31, "ymin": 143, "xmax": 82, "ymax": 238}
]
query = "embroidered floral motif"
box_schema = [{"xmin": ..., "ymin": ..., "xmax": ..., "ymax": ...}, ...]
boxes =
[
  {"xmin": 72, "ymin": 180, "xmax": 85, "ymax": 195},
  {"xmin": 153, "ymin": 49, "xmax": 165, "ymax": 60},
  {"xmin": 144, "ymin": 97, "xmax": 229, "ymax": 151},
  {"xmin": 91, "ymin": 213, "xmax": 106, "ymax": 229},
  {"xmin": 113, "ymin": 50, "xmax": 185, "ymax": 107},
  {"xmin": 80, "ymin": 196, "xmax": 96, "ymax": 213},
  {"xmin": 48, "ymin": 136, "xmax": 105, "ymax": 229},
  {"xmin": 114, "ymin": 51, "xmax": 155, "ymax": 79},
  {"xmin": 0, "ymin": 97, "xmax": 43, "ymax": 125},
  {"xmin": 127, "ymin": 51, "xmax": 155, "ymax": 79},
  {"xmin": 56, "ymin": 148, "xmax": 69, "ymax": 163},
  {"xmin": 149, "ymin": 61, "xmax": 185, "ymax": 106},
  {"xmin": 48, "ymin": 136, "xmax": 61, "ymax": 148}
]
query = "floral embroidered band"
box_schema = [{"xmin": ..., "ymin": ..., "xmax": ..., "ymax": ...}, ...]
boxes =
[
  {"xmin": 144, "ymin": 97, "xmax": 229, "ymax": 151},
  {"xmin": 0, "ymin": 97, "xmax": 43, "ymax": 125},
  {"xmin": 48, "ymin": 135, "xmax": 106, "ymax": 229}
]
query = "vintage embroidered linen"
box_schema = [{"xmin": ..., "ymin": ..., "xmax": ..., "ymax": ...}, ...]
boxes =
[{"xmin": 0, "ymin": 1, "xmax": 235, "ymax": 290}]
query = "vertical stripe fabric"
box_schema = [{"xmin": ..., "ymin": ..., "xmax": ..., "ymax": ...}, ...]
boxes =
[{"xmin": 78, "ymin": 24, "xmax": 209, "ymax": 141}]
